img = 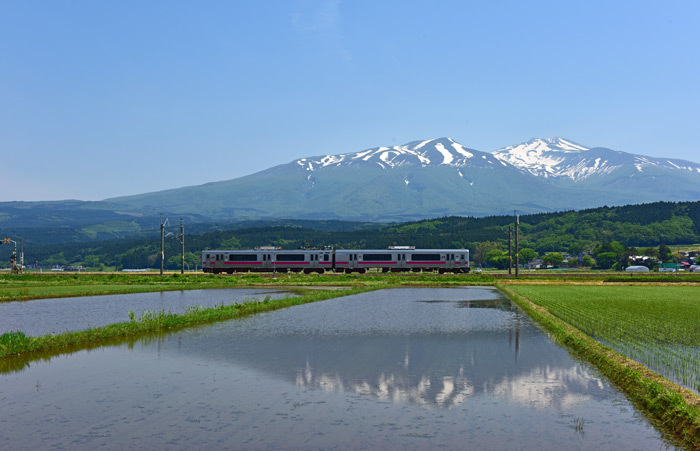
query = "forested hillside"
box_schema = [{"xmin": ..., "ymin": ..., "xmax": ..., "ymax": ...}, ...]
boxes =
[{"xmin": 5, "ymin": 201, "xmax": 700, "ymax": 270}]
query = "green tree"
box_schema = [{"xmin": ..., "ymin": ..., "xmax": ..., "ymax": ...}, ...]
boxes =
[
  {"xmin": 166, "ymin": 255, "xmax": 182, "ymax": 269},
  {"xmin": 596, "ymin": 252, "xmax": 618, "ymax": 269},
  {"xmin": 543, "ymin": 252, "xmax": 564, "ymax": 267},
  {"xmin": 44, "ymin": 252, "xmax": 67, "ymax": 266},
  {"xmin": 485, "ymin": 250, "xmax": 510, "ymax": 269},
  {"xmin": 221, "ymin": 237, "xmax": 242, "ymax": 249},
  {"xmin": 643, "ymin": 247, "xmax": 660, "ymax": 259},
  {"xmin": 567, "ymin": 241, "xmax": 585, "ymax": 256},
  {"xmin": 474, "ymin": 241, "xmax": 502, "ymax": 266},
  {"xmin": 184, "ymin": 252, "xmax": 200, "ymax": 269},
  {"xmin": 659, "ymin": 242, "xmax": 672, "ymax": 262},
  {"xmin": 582, "ymin": 255, "xmax": 594, "ymax": 267},
  {"xmin": 518, "ymin": 248, "xmax": 538, "ymax": 264},
  {"xmin": 82, "ymin": 254, "xmax": 101, "ymax": 268}
]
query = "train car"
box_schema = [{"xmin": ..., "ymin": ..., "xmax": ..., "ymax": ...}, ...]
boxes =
[
  {"xmin": 334, "ymin": 249, "xmax": 400, "ymax": 273},
  {"xmin": 203, "ymin": 247, "xmax": 469, "ymax": 274},
  {"xmin": 202, "ymin": 248, "xmax": 333, "ymax": 274},
  {"xmin": 335, "ymin": 247, "xmax": 469, "ymax": 273},
  {"xmin": 406, "ymin": 249, "xmax": 469, "ymax": 273}
]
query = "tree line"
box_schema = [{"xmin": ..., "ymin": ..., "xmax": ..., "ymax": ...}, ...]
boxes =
[{"xmin": 5, "ymin": 200, "xmax": 699, "ymax": 270}]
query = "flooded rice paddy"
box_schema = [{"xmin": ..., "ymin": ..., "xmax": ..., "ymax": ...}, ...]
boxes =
[
  {"xmin": 0, "ymin": 288, "xmax": 294, "ymax": 336},
  {"xmin": 0, "ymin": 287, "xmax": 678, "ymax": 449}
]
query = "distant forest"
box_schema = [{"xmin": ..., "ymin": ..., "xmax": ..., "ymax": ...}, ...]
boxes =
[{"xmin": 5, "ymin": 200, "xmax": 700, "ymax": 270}]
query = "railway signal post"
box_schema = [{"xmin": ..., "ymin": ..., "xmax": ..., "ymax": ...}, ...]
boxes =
[{"xmin": 2, "ymin": 237, "xmax": 20, "ymax": 274}]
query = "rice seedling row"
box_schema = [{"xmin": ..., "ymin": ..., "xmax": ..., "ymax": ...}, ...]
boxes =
[{"xmin": 507, "ymin": 285, "xmax": 700, "ymax": 392}]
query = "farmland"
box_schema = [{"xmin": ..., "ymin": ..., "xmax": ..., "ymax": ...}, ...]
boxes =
[
  {"xmin": 2, "ymin": 274, "xmax": 700, "ymax": 446},
  {"xmin": 506, "ymin": 285, "xmax": 700, "ymax": 392}
]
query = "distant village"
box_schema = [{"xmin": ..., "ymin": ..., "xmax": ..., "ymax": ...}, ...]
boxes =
[{"xmin": 525, "ymin": 251, "xmax": 698, "ymax": 272}]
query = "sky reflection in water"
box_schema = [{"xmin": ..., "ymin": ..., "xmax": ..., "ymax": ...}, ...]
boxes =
[{"xmin": 0, "ymin": 287, "xmax": 677, "ymax": 450}]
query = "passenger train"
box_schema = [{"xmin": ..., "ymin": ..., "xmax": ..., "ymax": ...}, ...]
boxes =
[{"xmin": 202, "ymin": 247, "xmax": 470, "ymax": 274}]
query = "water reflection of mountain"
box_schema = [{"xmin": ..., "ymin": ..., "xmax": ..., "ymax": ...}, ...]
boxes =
[{"xmin": 153, "ymin": 288, "xmax": 608, "ymax": 409}]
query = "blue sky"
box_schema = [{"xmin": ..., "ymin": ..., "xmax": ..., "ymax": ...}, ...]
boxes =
[{"xmin": 1, "ymin": 0, "xmax": 698, "ymax": 201}]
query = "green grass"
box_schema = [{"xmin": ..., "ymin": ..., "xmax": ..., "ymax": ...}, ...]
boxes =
[
  {"xmin": 0, "ymin": 272, "xmax": 497, "ymax": 302},
  {"xmin": 506, "ymin": 285, "xmax": 700, "ymax": 391},
  {"xmin": 0, "ymin": 286, "xmax": 376, "ymax": 360},
  {"xmin": 499, "ymin": 284, "xmax": 700, "ymax": 448},
  {"xmin": 2, "ymin": 271, "xmax": 699, "ymax": 303}
]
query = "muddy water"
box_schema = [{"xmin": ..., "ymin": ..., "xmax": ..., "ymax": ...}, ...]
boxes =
[
  {"xmin": 0, "ymin": 288, "xmax": 678, "ymax": 449},
  {"xmin": 0, "ymin": 288, "xmax": 293, "ymax": 336}
]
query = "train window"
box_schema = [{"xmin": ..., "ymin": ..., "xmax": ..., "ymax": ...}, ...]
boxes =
[
  {"xmin": 277, "ymin": 254, "xmax": 305, "ymax": 261},
  {"xmin": 228, "ymin": 254, "xmax": 257, "ymax": 262},
  {"xmin": 410, "ymin": 253, "xmax": 441, "ymax": 261},
  {"xmin": 324, "ymin": 254, "xmax": 329, "ymax": 261},
  {"xmin": 362, "ymin": 253, "xmax": 392, "ymax": 261}
]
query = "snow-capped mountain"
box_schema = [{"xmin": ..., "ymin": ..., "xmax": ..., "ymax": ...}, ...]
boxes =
[
  {"xmin": 296, "ymin": 138, "xmax": 502, "ymax": 171},
  {"xmin": 104, "ymin": 137, "xmax": 700, "ymax": 221},
  {"xmin": 493, "ymin": 137, "xmax": 700, "ymax": 181}
]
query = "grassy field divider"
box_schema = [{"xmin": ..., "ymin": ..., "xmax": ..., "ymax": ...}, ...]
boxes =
[
  {"xmin": 0, "ymin": 286, "xmax": 376, "ymax": 359},
  {"xmin": 497, "ymin": 283, "xmax": 700, "ymax": 448}
]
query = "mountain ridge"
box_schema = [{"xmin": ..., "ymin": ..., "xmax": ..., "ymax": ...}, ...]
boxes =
[{"xmin": 3, "ymin": 137, "xmax": 699, "ymax": 233}]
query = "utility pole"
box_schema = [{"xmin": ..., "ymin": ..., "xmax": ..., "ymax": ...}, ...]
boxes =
[
  {"xmin": 160, "ymin": 214, "xmax": 165, "ymax": 275},
  {"xmin": 180, "ymin": 218, "xmax": 185, "ymax": 274},
  {"xmin": 508, "ymin": 226, "xmax": 512, "ymax": 275},
  {"xmin": 515, "ymin": 213, "xmax": 520, "ymax": 278}
]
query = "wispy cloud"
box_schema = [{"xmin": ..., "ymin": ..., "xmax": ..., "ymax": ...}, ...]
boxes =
[
  {"xmin": 291, "ymin": 0, "xmax": 341, "ymax": 35},
  {"xmin": 290, "ymin": 0, "xmax": 351, "ymax": 62}
]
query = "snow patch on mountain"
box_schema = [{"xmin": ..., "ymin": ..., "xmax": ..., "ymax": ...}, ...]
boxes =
[
  {"xmin": 494, "ymin": 137, "xmax": 700, "ymax": 181},
  {"xmin": 434, "ymin": 143, "xmax": 454, "ymax": 165},
  {"xmin": 450, "ymin": 141, "xmax": 474, "ymax": 158},
  {"xmin": 294, "ymin": 136, "xmax": 700, "ymax": 190},
  {"xmin": 294, "ymin": 137, "xmax": 483, "ymax": 172},
  {"xmin": 494, "ymin": 138, "xmax": 619, "ymax": 180}
]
